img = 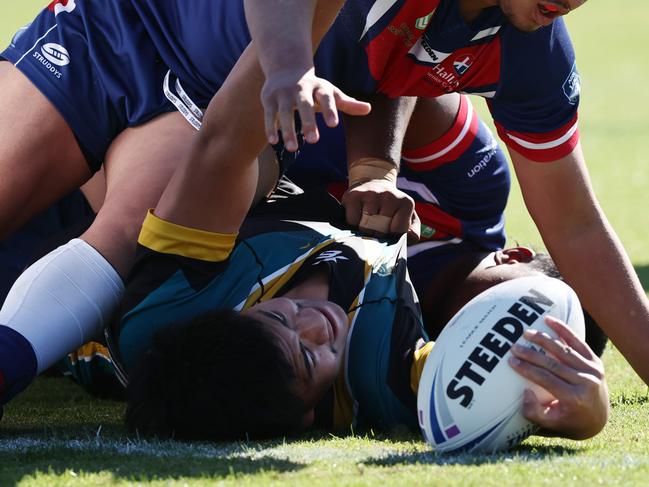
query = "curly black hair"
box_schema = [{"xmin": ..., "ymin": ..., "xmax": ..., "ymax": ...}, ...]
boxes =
[{"xmin": 125, "ymin": 308, "xmax": 308, "ymax": 440}]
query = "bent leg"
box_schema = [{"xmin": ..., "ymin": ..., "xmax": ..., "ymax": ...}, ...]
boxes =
[
  {"xmin": 83, "ymin": 111, "xmax": 198, "ymax": 277},
  {"xmin": 0, "ymin": 62, "xmax": 91, "ymax": 238},
  {"xmin": 0, "ymin": 112, "xmax": 195, "ymax": 405}
]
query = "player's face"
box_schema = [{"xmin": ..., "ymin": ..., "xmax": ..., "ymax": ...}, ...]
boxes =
[
  {"xmin": 497, "ymin": 0, "xmax": 587, "ymax": 32},
  {"xmin": 242, "ymin": 297, "xmax": 349, "ymax": 411}
]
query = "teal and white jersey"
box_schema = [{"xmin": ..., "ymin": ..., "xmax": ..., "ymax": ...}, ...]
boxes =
[{"xmin": 108, "ymin": 190, "xmax": 428, "ymax": 433}]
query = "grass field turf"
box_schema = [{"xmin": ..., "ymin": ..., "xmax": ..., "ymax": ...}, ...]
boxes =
[{"xmin": 2, "ymin": 1, "xmax": 649, "ymax": 485}]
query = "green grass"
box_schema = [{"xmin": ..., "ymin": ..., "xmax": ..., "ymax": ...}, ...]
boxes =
[{"xmin": 2, "ymin": 1, "xmax": 649, "ymax": 485}]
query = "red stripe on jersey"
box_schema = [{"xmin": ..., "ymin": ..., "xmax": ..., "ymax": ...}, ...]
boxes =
[
  {"xmin": 47, "ymin": 0, "xmax": 72, "ymax": 11},
  {"xmin": 402, "ymin": 95, "xmax": 479, "ymax": 171},
  {"xmin": 496, "ymin": 113, "xmax": 580, "ymax": 162},
  {"xmin": 365, "ymin": 1, "xmax": 442, "ymax": 95},
  {"xmin": 415, "ymin": 201, "xmax": 462, "ymax": 239},
  {"xmin": 368, "ymin": 19, "xmax": 502, "ymax": 99}
]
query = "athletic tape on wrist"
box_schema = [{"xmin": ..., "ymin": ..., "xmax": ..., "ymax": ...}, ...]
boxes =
[{"xmin": 348, "ymin": 158, "xmax": 398, "ymax": 189}]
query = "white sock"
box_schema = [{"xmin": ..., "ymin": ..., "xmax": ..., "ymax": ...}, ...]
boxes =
[{"xmin": 0, "ymin": 239, "xmax": 124, "ymax": 374}]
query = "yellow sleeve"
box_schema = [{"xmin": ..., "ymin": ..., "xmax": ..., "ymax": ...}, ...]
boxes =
[
  {"xmin": 410, "ymin": 341, "xmax": 435, "ymax": 395},
  {"xmin": 138, "ymin": 210, "xmax": 237, "ymax": 262}
]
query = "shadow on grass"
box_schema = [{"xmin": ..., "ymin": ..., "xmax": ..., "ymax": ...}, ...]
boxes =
[
  {"xmin": 1, "ymin": 377, "xmax": 312, "ymax": 483},
  {"xmin": 635, "ymin": 265, "xmax": 649, "ymax": 293},
  {"xmin": 0, "ymin": 438, "xmax": 307, "ymax": 484},
  {"xmin": 365, "ymin": 443, "xmax": 580, "ymax": 467}
]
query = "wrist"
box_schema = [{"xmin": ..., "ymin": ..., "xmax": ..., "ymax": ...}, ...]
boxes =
[{"xmin": 348, "ymin": 158, "xmax": 398, "ymax": 189}]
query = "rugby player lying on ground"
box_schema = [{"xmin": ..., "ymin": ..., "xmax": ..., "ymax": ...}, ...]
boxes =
[
  {"xmin": 0, "ymin": 0, "xmax": 605, "ymax": 420},
  {"xmin": 105, "ymin": 72, "xmax": 607, "ymax": 440},
  {"xmin": 47, "ymin": 88, "xmax": 604, "ymax": 420},
  {"xmin": 117, "ymin": 184, "xmax": 608, "ymax": 440}
]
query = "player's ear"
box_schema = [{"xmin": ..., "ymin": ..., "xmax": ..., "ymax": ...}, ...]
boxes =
[{"xmin": 497, "ymin": 247, "xmax": 535, "ymax": 264}]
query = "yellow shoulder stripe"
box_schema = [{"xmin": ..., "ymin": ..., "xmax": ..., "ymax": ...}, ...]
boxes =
[{"xmin": 138, "ymin": 210, "xmax": 237, "ymax": 262}]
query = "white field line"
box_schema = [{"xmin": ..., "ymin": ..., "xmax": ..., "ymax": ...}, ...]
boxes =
[
  {"xmin": 0, "ymin": 437, "xmax": 249, "ymax": 459},
  {"xmin": 1, "ymin": 437, "xmax": 648, "ymax": 468},
  {"xmin": 0, "ymin": 437, "xmax": 393, "ymax": 463}
]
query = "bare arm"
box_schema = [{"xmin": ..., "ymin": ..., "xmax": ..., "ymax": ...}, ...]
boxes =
[
  {"xmin": 154, "ymin": 44, "xmax": 269, "ymax": 234},
  {"xmin": 342, "ymin": 94, "xmax": 420, "ymax": 240},
  {"xmin": 152, "ymin": 0, "xmax": 366, "ymax": 235},
  {"xmin": 510, "ymin": 143, "xmax": 649, "ymax": 385},
  {"xmin": 244, "ymin": 0, "xmax": 370, "ymax": 150},
  {"xmin": 243, "ymin": 0, "xmax": 321, "ymax": 81},
  {"xmin": 344, "ymin": 94, "xmax": 416, "ymax": 167}
]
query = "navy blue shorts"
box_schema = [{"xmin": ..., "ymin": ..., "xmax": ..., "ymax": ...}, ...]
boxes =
[
  {"xmin": 2, "ymin": 1, "xmax": 254, "ymax": 172},
  {"xmin": 1, "ymin": 2, "xmax": 177, "ymax": 171}
]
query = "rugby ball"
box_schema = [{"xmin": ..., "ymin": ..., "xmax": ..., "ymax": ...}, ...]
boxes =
[{"xmin": 417, "ymin": 275, "xmax": 585, "ymax": 454}]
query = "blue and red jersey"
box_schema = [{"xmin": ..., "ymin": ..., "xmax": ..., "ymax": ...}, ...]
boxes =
[
  {"xmin": 315, "ymin": 0, "xmax": 581, "ymax": 162},
  {"xmin": 5, "ymin": 0, "xmax": 579, "ymax": 167}
]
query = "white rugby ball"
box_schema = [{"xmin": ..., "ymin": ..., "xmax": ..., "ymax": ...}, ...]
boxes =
[{"xmin": 417, "ymin": 275, "xmax": 584, "ymax": 454}]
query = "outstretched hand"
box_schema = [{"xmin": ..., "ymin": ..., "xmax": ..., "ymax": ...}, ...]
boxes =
[
  {"xmin": 508, "ymin": 315, "xmax": 609, "ymax": 440},
  {"xmin": 261, "ymin": 68, "xmax": 371, "ymax": 152}
]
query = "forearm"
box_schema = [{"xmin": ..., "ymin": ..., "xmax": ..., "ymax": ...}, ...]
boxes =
[
  {"xmin": 342, "ymin": 95, "xmax": 419, "ymax": 240},
  {"xmin": 244, "ymin": 0, "xmax": 345, "ymax": 76},
  {"xmin": 513, "ymin": 146, "xmax": 649, "ymax": 384},
  {"xmin": 344, "ymin": 95, "xmax": 417, "ymax": 168},
  {"xmin": 155, "ymin": 45, "xmax": 267, "ymax": 234},
  {"xmin": 541, "ymin": 207, "xmax": 649, "ymax": 383},
  {"xmin": 244, "ymin": 0, "xmax": 316, "ymax": 77}
]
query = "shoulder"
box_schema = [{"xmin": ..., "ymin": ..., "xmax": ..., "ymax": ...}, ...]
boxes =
[
  {"xmin": 497, "ymin": 19, "xmax": 577, "ymax": 102},
  {"xmin": 489, "ymin": 19, "xmax": 581, "ymax": 155}
]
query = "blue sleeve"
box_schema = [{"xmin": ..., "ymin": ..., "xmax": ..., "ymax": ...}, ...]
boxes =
[{"xmin": 488, "ymin": 19, "xmax": 581, "ymax": 161}]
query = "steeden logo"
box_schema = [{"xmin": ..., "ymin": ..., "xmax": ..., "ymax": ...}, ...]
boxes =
[{"xmin": 41, "ymin": 43, "xmax": 71, "ymax": 67}]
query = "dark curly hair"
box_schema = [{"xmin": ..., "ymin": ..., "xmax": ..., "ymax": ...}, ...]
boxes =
[{"xmin": 125, "ymin": 308, "xmax": 308, "ymax": 440}]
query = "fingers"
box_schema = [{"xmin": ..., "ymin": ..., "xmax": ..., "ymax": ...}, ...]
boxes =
[
  {"xmin": 297, "ymin": 91, "xmax": 319, "ymax": 144},
  {"xmin": 510, "ymin": 328, "xmax": 601, "ymax": 389},
  {"xmin": 333, "ymin": 90, "xmax": 372, "ymax": 118},
  {"xmin": 342, "ymin": 181, "xmax": 416, "ymax": 238},
  {"xmin": 544, "ymin": 315, "xmax": 594, "ymax": 359},
  {"xmin": 407, "ymin": 210, "xmax": 421, "ymax": 244},
  {"xmin": 264, "ymin": 110, "xmax": 279, "ymax": 145},
  {"xmin": 343, "ymin": 192, "xmax": 363, "ymax": 228},
  {"xmin": 315, "ymin": 87, "xmax": 338, "ymax": 128},
  {"xmin": 260, "ymin": 71, "xmax": 371, "ymax": 152},
  {"xmin": 519, "ymin": 389, "xmax": 553, "ymax": 427},
  {"xmin": 509, "ymin": 343, "xmax": 575, "ymax": 399},
  {"xmin": 509, "ymin": 316, "xmax": 606, "ymax": 406},
  {"xmin": 509, "ymin": 316, "xmax": 609, "ymax": 440},
  {"xmin": 277, "ymin": 104, "xmax": 299, "ymax": 152},
  {"xmin": 389, "ymin": 197, "xmax": 415, "ymax": 235}
]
